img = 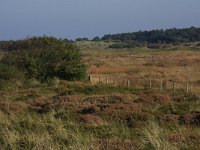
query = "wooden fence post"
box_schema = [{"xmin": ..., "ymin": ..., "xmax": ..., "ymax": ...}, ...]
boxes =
[
  {"xmin": 149, "ymin": 80, "xmax": 152, "ymax": 89},
  {"xmin": 160, "ymin": 80, "xmax": 163, "ymax": 92},
  {"xmin": 127, "ymin": 80, "xmax": 130, "ymax": 88},
  {"xmin": 114, "ymin": 78, "xmax": 117, "ymax": 86},
  {"xmin": 173, "ymin": 82, "xmax": 176, "ymax": 93},
  {"xmin": 186, "ymin": 83, "xmax": 189, "ymax": 94},
  {"xmin": 106, "ymin": 77, "xmax": 109, "ymax": 85}
]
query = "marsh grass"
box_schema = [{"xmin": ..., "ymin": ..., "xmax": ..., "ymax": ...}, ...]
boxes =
[
  {"xmin": 0, "ymin": 110, "xmax": 140, "ymax": 150},
  {"xmin": 138, "ymin": 121, "xmax": 179, "ymax": 150},
  {"xmin": 0, "ymin": 111, "xmax": 96, "ymax": 150}
]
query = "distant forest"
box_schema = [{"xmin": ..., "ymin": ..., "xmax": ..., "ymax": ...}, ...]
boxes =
[
  {"xmin": 72, "ymin": 27, "xmax": 200, "ymax": 49},
  {"xmin": 76, "ymin": 27, "xmax": 200, "ymax": 49},
  {"xmin": 1, "ymin": 27, "xmax": 200, "ymax": 50},
  {"xmin": 100, "ymin": 27, "xmax": 200, "ymax": 43}
]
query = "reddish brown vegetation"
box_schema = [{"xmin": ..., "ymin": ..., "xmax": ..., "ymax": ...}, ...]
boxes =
[
  {"xmin": 161, "ymin": 112, "xmax": 200, "ymax": 126},
  {"xmin": 168, "ymin": 133, "xmax": 185, "ymax": 143},
  {"xmin": 78, "ymin": 114, "xmax": 103, "ymax": 125},
  {"xmin": 0, "ymin": 100, "xmax": 27, "ymax": 114},
  {"xmin": 135, "ymin": 93, "xmax": 172, "ymax": 105}
]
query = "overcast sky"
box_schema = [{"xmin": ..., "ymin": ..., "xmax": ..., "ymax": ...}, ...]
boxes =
[{"xmin": 0, "ymin": 0, "xmax": 200, "ymax": 40}]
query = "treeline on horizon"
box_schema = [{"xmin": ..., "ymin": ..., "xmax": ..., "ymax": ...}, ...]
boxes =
[
  {"xmin": 0, "ymin": 26, "xmax": 200, "ymax": 50},
  {"xmin": 100, "ymin": 26, "xmax": 200, "ymax": 43},
  {"xmin": 77, "ymin": 26, "xmax": 200, "ymax": 48}
]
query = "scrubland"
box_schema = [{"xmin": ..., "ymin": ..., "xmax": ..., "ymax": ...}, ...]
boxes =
[{"xmin": 1, "ymin": 47, "xmax": 200, "ymax": 150}]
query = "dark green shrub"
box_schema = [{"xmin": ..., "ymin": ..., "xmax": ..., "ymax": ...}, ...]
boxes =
[
  {"xmin": 1, "ymin": 36, "xmax": 87, "ymax": 82},
  {"xmin": 0, "ymin": 63, "xmax": 24, "ymax": 80},
  {"xmin": 0, "ymin": 36, "xmax": 68, "ymax": 51}
]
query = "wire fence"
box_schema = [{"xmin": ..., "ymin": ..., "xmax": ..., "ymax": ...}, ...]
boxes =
[{"xmin": 89, "ymin": 76, "xmax": 200, "ymax": 94}]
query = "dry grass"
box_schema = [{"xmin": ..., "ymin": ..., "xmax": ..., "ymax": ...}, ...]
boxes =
[
  {"xmin": 0, "ymin": 80, "xmax": 200, "ymax": 149},
  {"xmin": 1, "ymin": 48, "xmax": 200, "ymax": 149},
  {"xmin": 139, "ymin": 121, "xmax": 180, "ymax": 150},
  {"xmin": 82, "ymin": 49, "xmax": 200, "ymax": 93}
]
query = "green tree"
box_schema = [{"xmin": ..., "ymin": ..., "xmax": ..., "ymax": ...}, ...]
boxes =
[{"xmin": 92, "ymin": 36, "xmax": 100, "ymax": 41}]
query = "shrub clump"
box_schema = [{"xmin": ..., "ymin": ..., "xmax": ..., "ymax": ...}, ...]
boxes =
[
  {"xmin": 0, "ymin": 64, "xmax": 24, "ymax": 80},
  {"xmin": 0, "ymin": 36, "xmax": 87, "ymax": 82}
]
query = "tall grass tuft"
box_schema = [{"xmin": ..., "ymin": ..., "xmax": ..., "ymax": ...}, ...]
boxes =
[
  {"xmin": 139, "ymin": 121, "xmax": 178, "ymax": 150},
  {"xmin": 0, "ymin": 111, "xmax": 96, "ymax": 150}
]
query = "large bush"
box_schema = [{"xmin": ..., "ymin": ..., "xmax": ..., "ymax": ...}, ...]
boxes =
[
  {"xmin": 1, "ymin": 37, "xmax": 87, "ymax": 81},
  {"xmin": 0, "ymin": 64, "xmax": 24, "ymax": 80},
  {"xmin": 0, "ymin": 36, "xmax": 70, "ymax": 51}
]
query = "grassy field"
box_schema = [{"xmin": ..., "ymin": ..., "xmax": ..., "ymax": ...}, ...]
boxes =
[
  {"xmin": 1, "ymin": 48, "xmax": 200, "ymax": 149},
  {"xmin": 82, "ymin": 48, "xmax": 200, "ymax": 93}
]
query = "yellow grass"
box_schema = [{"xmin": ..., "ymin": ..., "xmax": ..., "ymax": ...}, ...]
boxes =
[{"xmin": 82, "ymin": 49, "xmax": 200, "ymax": 93}]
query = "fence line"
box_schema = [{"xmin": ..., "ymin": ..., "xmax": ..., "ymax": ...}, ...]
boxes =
[{"xmin": 89, "ymin": 76, "xmax": 194, "ymax": 94}]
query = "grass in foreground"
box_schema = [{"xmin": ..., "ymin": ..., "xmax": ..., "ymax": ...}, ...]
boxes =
[{"xmin": 0, "ymin": 80, "xmax": 200, "ymax": 149}]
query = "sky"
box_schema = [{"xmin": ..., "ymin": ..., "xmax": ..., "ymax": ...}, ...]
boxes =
[{"xmin": 0, "ymin": 0, "xmax": 200, "ymax": 40}]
